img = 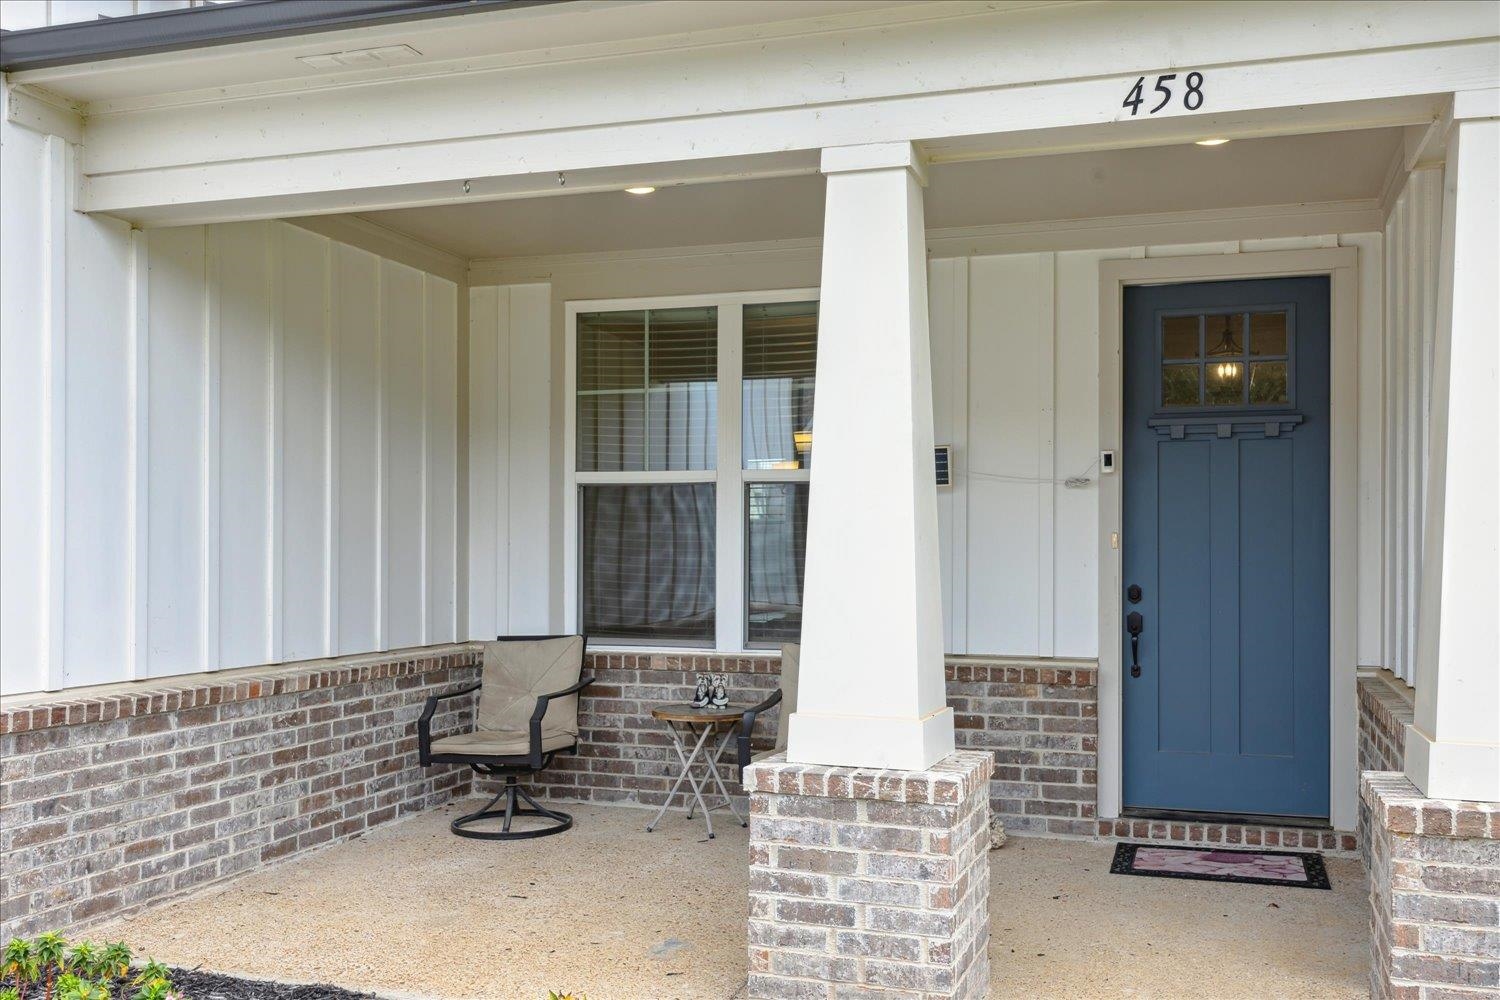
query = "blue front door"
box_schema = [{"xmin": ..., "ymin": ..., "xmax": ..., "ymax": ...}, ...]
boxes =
[{"xmin": 1122, "ymin": 277, "xmax": 1330, "ymax": 819}]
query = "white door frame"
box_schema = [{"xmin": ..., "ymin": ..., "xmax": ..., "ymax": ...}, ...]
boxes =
[{"xmin": 1096, "ymin": 247, "xmax": 1360, "ymax": 832}]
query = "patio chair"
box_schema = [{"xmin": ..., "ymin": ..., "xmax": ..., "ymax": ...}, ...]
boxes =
[
  {"xmin": 737, "ymin": 642, "xmax": 799, "ymax": 780},
  {"xmin": 417, "ymin": 634, "xmax": 592, "ymax": 840}
]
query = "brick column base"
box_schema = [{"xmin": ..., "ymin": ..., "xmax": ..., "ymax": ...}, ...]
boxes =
[
  {"xmin": 1361, "ymin": 772, "xmax": 1500, "ymax": 999},
  {"xmin": 743, "ymin": 750, "xmax": 992, "ymax": 999}
]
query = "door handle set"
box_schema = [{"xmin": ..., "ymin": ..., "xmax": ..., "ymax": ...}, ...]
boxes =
[{"xmin": 1126, "ymin": 584, "xmax": 1144, "ymax": 678}]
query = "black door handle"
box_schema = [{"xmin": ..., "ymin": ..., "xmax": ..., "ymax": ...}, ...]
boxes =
[{"xmin": 1126, "ymin": 610, "xmax": 1144, "ymax": 678}]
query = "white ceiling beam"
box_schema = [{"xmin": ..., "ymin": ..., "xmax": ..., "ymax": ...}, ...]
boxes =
[{"xmin": 83, "ymin": 38, "xmax": 1494, "ymax": 226}]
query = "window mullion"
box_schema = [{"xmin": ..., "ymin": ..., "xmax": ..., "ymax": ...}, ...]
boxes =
[{"xmin": 716, "ymin": 302, "xmax": 745, "ymax": 652}]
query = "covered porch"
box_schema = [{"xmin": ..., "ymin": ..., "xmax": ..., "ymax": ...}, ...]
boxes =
[{"xmin": 2, "ymin": 2, "xmax": 1498, "ymax": 997}]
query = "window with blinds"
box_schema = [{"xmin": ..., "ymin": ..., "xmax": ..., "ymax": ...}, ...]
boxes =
[
  {"xmin": 577, "ymin": 307, "xmax": 717, "ymax": 472},
  {"xmin": 580, "ymin": 483, "xmax": 716, "ymax": 643},
  {"xmin": 743, "ymin": 301, "xmax": 818, "ymax": 470},
  {"xmin": 572, "ymin": 296, "xmax": 815, "ymax": 649}
]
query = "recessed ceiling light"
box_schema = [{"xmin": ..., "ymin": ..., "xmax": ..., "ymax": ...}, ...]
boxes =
[
  {"xmin": 1195, "ymin": 138, "xmax": 1230, "ymax": 146},
  {"xmin": 625, "ymin": 186, "xmax": 657, "ymax": 195}
]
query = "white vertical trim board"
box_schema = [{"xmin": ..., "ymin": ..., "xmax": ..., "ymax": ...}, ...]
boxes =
[
  {"xmin": 43, "ymin": 135, "xmax": 68, "ymax": 690},
  {"xmin": 1097, "ymin": 245, "xmax": 1363, "ymax": 832},
  {"xmin": 201, "ymin": 223, "xmax": 222, "ymax": 673}
]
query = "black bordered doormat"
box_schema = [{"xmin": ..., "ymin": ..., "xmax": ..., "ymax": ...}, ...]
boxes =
[{"xmin": 1110, "ymin": 841, "xmax": 1331, "ymax": 890}]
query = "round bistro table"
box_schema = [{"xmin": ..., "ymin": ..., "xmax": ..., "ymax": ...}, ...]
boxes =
[{"xmin": 645, "ymin": 702, "xmax": 751, "ymax": 839}]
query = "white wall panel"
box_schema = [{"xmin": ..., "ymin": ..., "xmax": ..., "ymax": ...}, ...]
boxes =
[
  {"xmin": 0, "ymin": 109, "xmax": 53, "ymax": 695},
  {"xmin": 61, "ymin": 196, "xmax": 135, "ymax": 687},
  {"xmin": 335, "ymin": 244, "xmax": 383, "ymax": 655},
  {"xmin": 964, "ymin": 254, "xmax": 1048, "ymax": 656},
  {"xmin": 216, "ymin": 221, "xmax": 275, "ymax": 668},
  {"xmin": 506, "ymin": 284, "xmax": 553, "ymax": 634},
  {"xmin": 279, "ymin": 225, "xmax": 333, "ymax": 661},
  {"xmin": 381, "ymin": 260, "xmax": 426, "ymax": 650},
  {"xmin": 144, "ymin": 226, "xmax": 209, "ymax": 679},
  {"xmin": 0, "ymin": 168, "xmax": 461, "ymax": 693},
  {"xmin": 467, "ymin": 283, "xmax": 553, "ymax": 640},
  {"xmin": 424, "ymin": 277, "xmax": 460, "ymax": 644},
  {"xmin": 1379, "ymin": 168, "xmax": 1442, "ymax": 684}
]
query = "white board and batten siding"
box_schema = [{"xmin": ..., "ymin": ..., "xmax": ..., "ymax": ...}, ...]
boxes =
[
  {"xmin": 0, "ymin": 120, "xmax": 461, "ymax": 695},
  {"xmin": 473, "ymin": 227, "xmax": 1389, "ymax": 664},
  {"xmin": 1380, "ymin": 168, "xmax": 1443, "ymax": 685}
]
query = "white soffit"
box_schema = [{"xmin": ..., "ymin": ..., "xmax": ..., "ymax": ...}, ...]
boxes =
[{"xmin": 353, "ymin": 127, "xmax": 1404, "ymax": 260}]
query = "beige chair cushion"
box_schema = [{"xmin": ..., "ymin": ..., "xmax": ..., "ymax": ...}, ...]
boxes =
[
  {"xmin": 430, "ymin": 728, "xmax": 577, "ymax": 757},
  {"xmin": 477, "ymin": 635, "xmax": 586, "ymax": 738},
  {"xmin": 774, "ymin": 642, "xmax": 800, "ymax": 753}
]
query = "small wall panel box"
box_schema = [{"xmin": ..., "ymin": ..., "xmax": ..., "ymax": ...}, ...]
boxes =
[{"xmin": 935, "ymin": 445, "xmax": 953, "ymax": 487}]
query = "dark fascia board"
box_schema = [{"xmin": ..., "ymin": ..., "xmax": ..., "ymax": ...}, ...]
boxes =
[{"xmin": 0, "ymin": 0, "xmax": 573, "ymax": 73}]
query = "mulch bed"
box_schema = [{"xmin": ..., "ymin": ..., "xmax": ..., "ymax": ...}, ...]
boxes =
[
  {"xmin": 5, "ymin": 966, "xmax": 382, "ymax": 999},
  {"xmin": 167, "ymin": 968, "xmax": 382, "ymax": 1000}
]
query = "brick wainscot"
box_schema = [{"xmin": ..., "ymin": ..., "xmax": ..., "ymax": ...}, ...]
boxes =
[{"xmin": 0, "ymin": 647, "xmax": 481, "ymax": 938}]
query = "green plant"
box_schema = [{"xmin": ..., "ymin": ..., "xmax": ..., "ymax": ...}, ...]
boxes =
[
  {"xmin": 0, "ymin": 935, "xmax": 169, "ymax": 1000},
  {"xmin": 4, "ymin": 939, "xmax": 39, "ymax": 993}
]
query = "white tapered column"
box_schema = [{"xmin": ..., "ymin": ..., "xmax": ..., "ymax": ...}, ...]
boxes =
[
  {"xmin": 785, "ymin": 142, "xmax": 954, "ymax": 771},
  {"xmin": 1405, "ymin": 93, "xmax": 1500, "ymax": 803}
]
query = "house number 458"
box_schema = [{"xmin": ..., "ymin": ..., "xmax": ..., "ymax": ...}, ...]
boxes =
[{"xmin": 1122, "ymin": 72, "xmax": 1205, "ymax": 115}]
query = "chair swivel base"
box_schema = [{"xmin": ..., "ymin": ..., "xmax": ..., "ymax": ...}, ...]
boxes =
[{"xmin": 452, "ymin": 777, "xmax": 572, "ymax": 840}]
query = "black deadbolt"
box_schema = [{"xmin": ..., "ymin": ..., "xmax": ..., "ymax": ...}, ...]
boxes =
[{"xmin": 1127, "ymin": 584, "xmax": 1142, "ymax": 604}]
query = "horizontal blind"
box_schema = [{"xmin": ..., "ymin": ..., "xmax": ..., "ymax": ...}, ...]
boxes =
[
  {"xmin": 743, "ymin": 301, "xmax": 817, "ymax": 470},
  {"xmin": 577, "ymin": 307, "xmax": 716, "ymax": 472}
]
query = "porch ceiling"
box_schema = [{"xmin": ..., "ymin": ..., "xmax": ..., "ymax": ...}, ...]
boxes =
[{"xmin": 351, "ymin": 127, "xmax": 1403, "ymax": 260}]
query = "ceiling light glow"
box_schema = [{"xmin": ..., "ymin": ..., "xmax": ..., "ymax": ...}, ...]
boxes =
[
  {"xmin": 1195, "ymin": 138, "xmax": 1230, "ymax": 146},
  {"xmin": 625, "ymin": 186, "xmax": 657, "ymax": 195}
]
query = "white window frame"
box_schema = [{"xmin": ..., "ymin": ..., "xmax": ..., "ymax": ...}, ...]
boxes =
[{"xmin": 564, "ymin": 287, "xmax": 819, "ymax": 652}]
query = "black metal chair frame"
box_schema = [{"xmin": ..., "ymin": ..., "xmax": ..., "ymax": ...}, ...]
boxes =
[
  {"xmin": 736, "ymin": 687, "xmax": 783, "ymax": 782},
  {"xmin": 417, "ymin": 633, "xmax": 593, "ymax": 840}
]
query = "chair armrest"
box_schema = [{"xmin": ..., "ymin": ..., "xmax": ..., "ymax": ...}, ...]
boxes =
[
  {"xmin": 527, "ymin": 675, "xmax": 596, "ymax": 768},
  {"xmin": 417, "ymin": 681, "xmax": 481, "ymax": 766},
  {"xmin": 737, "ymin": 688, "xmax": 783, "ymax": 778}
]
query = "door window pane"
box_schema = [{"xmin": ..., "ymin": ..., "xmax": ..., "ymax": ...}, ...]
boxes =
[
  {"xmin": 1204, "ymin": 313, "xmax": 1244, "ymax": 359},
  {"xmin": 581, "ymin": 484, "xmax": 716, "ymax": 643},
  {"xmin": 1206, "ymin": 360, "xmax": 1244, "ymax": 405},
  {"xmin": 744, "ymin": 301, "xmax": 818, "ymax": 470},
  {"xmin": 1249, "ymin": 312, "xmax": 1288, "ymax": 356},
  {"xmin": 1161, "ymin": 315, "xmax": 1200, "ymax": 360},
  {"xmin": 578, "ymin": 307, "xmax": 716, "ymax": 471},
  {"xmin": 1249, "ymin": 361, "xmax": 1289, "ymax": 403},
  {"xmin": 746, "ymin": 483, "xmax": 809, "ymax": 645},
  {"xmin": 1161, "ymin": 364, "xmax": 1200, "ymax": 407}
]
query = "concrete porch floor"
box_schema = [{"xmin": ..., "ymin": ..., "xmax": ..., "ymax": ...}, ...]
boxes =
[{"xmin": 90, "ymin": 800, "xmax": 1368, "ymax": 999}]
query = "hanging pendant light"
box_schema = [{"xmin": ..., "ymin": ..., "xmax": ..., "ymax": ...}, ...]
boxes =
[{"xmin": 1207, "ymin": 315, "xmax": 1242, "ymax": 380}]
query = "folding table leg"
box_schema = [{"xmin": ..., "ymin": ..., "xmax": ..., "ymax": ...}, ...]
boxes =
[{"xmin": 647, "ymin": 722, "xmax": 714, "ymax": 835}]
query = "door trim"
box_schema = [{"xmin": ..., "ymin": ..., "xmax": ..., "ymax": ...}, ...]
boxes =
[{"xmin": 1097, "ymin": 247, "xmax": 1360, "ymax": 832}]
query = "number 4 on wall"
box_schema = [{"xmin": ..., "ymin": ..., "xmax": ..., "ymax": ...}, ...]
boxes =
[{"xmin": 1123, "ymin": 72, "xmax": 1205, "ymax": 116}]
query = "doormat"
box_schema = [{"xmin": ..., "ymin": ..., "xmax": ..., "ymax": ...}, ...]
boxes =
[{"xmin": 1110, "ymin": 841, "xmax": 1331, "ymax": 890}]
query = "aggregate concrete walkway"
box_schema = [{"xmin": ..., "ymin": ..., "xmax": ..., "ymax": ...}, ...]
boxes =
[{"xmin": 90, "ymin": 801, "xmax": 1367, "ymax": 999}]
